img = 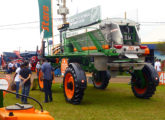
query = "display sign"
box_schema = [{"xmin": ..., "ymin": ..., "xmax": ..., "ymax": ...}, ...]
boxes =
[
  {"xmin": 158, "ymin": 72, "xmax": 165, "ymax": 85},
  {"xmin": 68, "ymin": 6, "xmax": 101, "ymax": 29},
  {"xmin": 61, "ymin": 58, "xmax": 68, "ymax": 76},
  {"xmin": 66, "ymin": 24, "xmax": 99, "ymax": 38},
  {"xmin": 38, "ymin": 0, "xmax": 52, "ymax": 38}
]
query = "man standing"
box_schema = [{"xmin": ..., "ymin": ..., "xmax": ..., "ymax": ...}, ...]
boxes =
[
  {"xmin": 19, "ymin": 61, "xmax": 32, "ymax": 104},
  {"xmin": 41, "ymin": 58, "xmax": 54, "ymax": 103},
  {"xmin": 155, "ymin": 59, "xmax": 161, "ymax": 72},
  {"xmin": 13, "ymin": 64, "xmax": 22, "ymax": 98},
  {"xmin": 36, "ymin": 61, "xmax": 41, "ymax": 76},
  {"xmin": 8, "ymin": 62, "xmax": 13, "ymax": 74}
]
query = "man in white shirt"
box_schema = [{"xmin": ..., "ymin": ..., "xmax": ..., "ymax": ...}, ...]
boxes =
[
  {"xmin": 14, "ymin": 64, "xmax": 22, "ymax": 98},
  {"xmin": 29, "ymin": 62, "xmax": 32, "ymax": 70},
  {"xmin": 8, "ymin": 62, "xmax": 13, "ymax": 74},
  {"xmin": 36, "ymin": 62, "xmax": 41, "ymax": 76},
  {"xmin": 155, "ymin": 59, "xmax": 161, "ymax": 72}
]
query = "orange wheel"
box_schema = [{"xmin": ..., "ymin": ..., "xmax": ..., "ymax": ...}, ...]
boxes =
[
  {"xmin": 94, "ymin": 81, "xmax": 102, "ymax": 86},
  {"xmin": 131, "ymin": 64, "xmax": 159, "ymax": 99},
  {"xmin": 63, "ymin": 63, "xmax": 87, "ymax": 104},
  {"xmin": 38, "ymin": 70, "xmax": 44, "ymax": 91},
  {"xmin": 132, "ymin": 73, "xmax": 148, "ymax": 95},
  {"xmin": 64, "ymin": 73, "xmax": 74, "ymax": 99},
  {"xmin": 92, "ymin": 71, "xmax": 111, "ymax": 89}
]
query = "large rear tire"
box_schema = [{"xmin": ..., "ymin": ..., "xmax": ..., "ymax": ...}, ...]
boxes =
[
  {"xmin": 63, "ymin": 63, "xmax": 87, "ymax": 104},
  {"xmin": 38, "ymin": 70, "xmax": 44, "ymax": 91},
  {"xmin": 92, "ymin": 71, "xmax": 111, "ymax": 89},
  {"xmin": 131, "ymin": 64, "xmax": 159, "ymax": 99}
]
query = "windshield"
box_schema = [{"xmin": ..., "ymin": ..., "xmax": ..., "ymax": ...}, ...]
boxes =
[
  {"xmin": 110, "ymin": 23, "xmax": 123, "ymax": 45},
  {"xmin": 119, "ymin": 25, "xmax": 140, "ymax": 45}
]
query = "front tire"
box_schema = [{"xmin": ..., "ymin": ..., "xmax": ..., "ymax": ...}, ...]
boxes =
[
  {"xmin": 63, "ymin": 63, "xmax": 87, "ymax": 104},
  {"xmin": 131, "ymin": 64, "xmax": 159, "ymax": 99},
  {"xmin": 92, "ymin": 71, "xmax": 111, "ymax": 89}
]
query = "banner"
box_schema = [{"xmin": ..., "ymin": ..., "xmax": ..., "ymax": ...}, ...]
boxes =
[
  {"xmin": 68, "ymin": 6, "xmax": 101, "ymax": 29},
  {"xmin": 38, "ymin": 0, "xmax": 52, "ymax": 38},
  {"xmin": 158, "ymin": 72, "xmax": 165, "ymax": 85}
]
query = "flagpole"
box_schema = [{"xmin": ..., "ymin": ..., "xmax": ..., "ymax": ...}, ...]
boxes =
[{"xmin": 51, "ymin": 0, "xmax": 54, "ymax": 55}]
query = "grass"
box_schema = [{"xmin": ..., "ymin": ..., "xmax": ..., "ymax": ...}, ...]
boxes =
[{"xmin": 3, "ymin": 83, "xmax": 165, "ymax": 120}]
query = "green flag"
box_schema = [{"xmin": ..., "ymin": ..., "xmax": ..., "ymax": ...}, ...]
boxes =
[{"xmin": 38, "ymin": 0, "xmax": 52, "ymax": 38}]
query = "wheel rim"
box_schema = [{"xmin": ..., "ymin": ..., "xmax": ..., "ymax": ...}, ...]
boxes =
[
  {"xmin": 38, "ymin": 71, "xmax": 44, "ymax": 89},
  {"xmin": 94, "ymin": 81, "xmax": 102, "ymax": 86},
  {"xmin": 93, "ymin": 72, "xmax": 102, "ymax": 86},
  {"xmin": 134, "ymin": 86, "xmax": 147, "ymax": 94},
  {"xmin": 64, "ymin": 73, "xmax": 74, "ymax": 99},
  {"xmin": 133, "ymin": 73, "xmax": 147, "ymax": 94}
]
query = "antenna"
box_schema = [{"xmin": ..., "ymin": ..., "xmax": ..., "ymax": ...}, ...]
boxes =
[
  {"xmin": 57, "ymin": 0, "xmax": 70, "ymax": 24},
  {"xmin": 124, "ymin": 11, "xmax": 127, "ymax": 20}
]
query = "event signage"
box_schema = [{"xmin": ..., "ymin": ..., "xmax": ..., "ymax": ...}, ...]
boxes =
[
  {"xmin": 158, "ymin": 72, "xmax": 165, "ymax": 85},
  {"xmin": 38, "ymin": 0, "xmax": 52, "ymax": 38},
  {"xmin": 68, "ymin": 6, "xmax": 101, "ymax": 29}
]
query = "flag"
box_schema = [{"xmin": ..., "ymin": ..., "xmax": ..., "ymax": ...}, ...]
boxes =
[{"xmin": 38, "ymin": 0, "xmax": 53, "ymax": 38}]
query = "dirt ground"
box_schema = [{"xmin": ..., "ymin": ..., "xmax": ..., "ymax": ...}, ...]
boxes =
[
  {"xmin": 0, "ymin": 71, "xmax": 130, "ymax": 89},
  {"xmin": 55, "ymin": 75, "xmax": 131, "ymax": 83}
]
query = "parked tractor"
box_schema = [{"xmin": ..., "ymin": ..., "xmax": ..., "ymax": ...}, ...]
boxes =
[{"xmin": 39, "ymin": 17, "xmax": 159, "ymax": 104}]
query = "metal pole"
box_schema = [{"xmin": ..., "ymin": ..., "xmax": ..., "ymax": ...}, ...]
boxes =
[
  {"xmin": 60, "ymin": 30, "xmax": 63, "ymax": 53},
  {"xmin": 63, "ymin": 0, "xmax": 66, "ymax": 23},
  {"xmin": 51, "ymin": 0, "xmax": 54, "ymax": 50},
  {"xmin": 125, "ymin": 11, "xmax": 127, "ymax": 20},
  {"xmin": 47, "ymin": 38, "xmax": 49, "ymax": 55},
  {"xmin": 0, "ymin": 90, "xmax": 3, "ymax": 108}
]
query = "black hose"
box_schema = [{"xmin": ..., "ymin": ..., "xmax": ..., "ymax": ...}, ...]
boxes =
[{"xmin": 0, "ymin": 89, "xmax": 43, "ymax": 112}]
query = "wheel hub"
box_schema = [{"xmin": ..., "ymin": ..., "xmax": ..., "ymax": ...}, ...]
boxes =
[
  {"xmin": 134, "ymin": 76, "xmax": 146, "ymax": 89},
  {"xmin": 67, "ymin": 82, "xmax": 73, "ymax": 90}
]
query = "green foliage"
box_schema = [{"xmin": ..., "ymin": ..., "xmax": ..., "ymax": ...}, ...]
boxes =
[{"xmin": 4, "ymin": 84, "xmax": 165, "ymax": 120}]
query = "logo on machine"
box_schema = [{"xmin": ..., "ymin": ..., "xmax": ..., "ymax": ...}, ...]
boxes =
[
  {"xmin": 158, "ymin": 72, "xmax": 165, "ymax": 85},
  {"xmin": 128, "ymin": 46, "xmax": 134, "ymax": 50}
]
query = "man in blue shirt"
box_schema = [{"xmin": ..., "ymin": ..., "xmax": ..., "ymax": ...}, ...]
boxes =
[
  {"xmin": 41, "ymin": 58, "xmax": 54, "ymax": 103},
  {"xmin": 19, "ymin": 62, "xmax": 32, "ymax": 104}
]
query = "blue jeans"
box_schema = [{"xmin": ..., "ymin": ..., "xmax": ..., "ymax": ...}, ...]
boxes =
[
  {"xmin": 43, "ymin": 79, "xmax": 52, "ymax": 102},
  {"xmin": 21, "ymin": 84, "xmax": 30, "ymax": 103},
  {"xmin": 15, "ymin": 82, "xmax": 20, "ymax": 98}
]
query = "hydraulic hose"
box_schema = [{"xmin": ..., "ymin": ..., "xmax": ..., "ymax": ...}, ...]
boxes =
[{"xmin": 0, "ymin": 89, "xmax": 43, "ymax": 112}]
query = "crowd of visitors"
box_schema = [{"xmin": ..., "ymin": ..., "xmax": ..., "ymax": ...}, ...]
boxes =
[{"xmin": 10, "ymin": 58, "xmax": 54, "ymax": 104}]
